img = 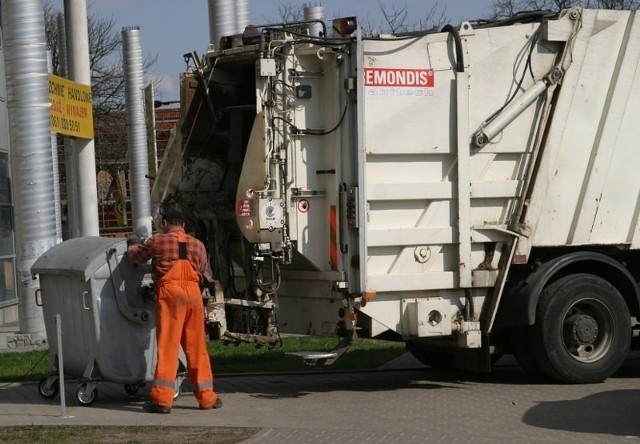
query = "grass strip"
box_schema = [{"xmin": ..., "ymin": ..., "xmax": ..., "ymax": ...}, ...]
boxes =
[{"xmin": 0, "ymin": 337, "xmax": 406, "ymax": 383}]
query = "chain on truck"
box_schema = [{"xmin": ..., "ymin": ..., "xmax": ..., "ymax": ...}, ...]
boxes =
[{"xmin": 154, "ymin": 7, "xmax": 640, "ymax": 384}]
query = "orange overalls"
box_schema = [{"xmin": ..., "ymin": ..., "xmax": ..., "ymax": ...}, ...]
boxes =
[{"xmin": 150, "ymin": 234, "xmax": 217, "ymax": 409}]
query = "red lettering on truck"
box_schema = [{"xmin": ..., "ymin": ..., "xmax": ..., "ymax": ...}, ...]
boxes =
[{"xmin": 364, "ymin": 68, "xmax": 434, "ymax": 87}]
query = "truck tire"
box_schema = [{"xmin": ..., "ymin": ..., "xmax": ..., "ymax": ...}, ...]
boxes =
[{"xmin": 530, "ymin": 273, "xmax": 631, "ymax": 383}]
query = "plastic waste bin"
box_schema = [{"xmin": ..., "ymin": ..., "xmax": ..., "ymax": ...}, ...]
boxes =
[{"xmin": 31, "ymin": 236, "xmax": 181, "ymax": 406}]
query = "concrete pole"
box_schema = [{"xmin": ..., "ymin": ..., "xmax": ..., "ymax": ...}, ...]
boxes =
[{"xmin": 63, "ymin": 0, "xmax": 99, "ymax": 237}]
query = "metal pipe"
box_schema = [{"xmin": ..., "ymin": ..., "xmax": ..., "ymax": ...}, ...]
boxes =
[
  {"xmin": 47, "ymin": 52, "xmax": 63, "ymax": 241},
  {"xmin": 64, "ymin": 0, "xmax": 99, "ymax": 237},
  {"xmin": 122, "ymin": 27, "xmax": 152, "ymax": 237},
  {"xmin": 55, "ymin": 314, "xmax": 68, "ymax": 417},
  {"xmin": 3, "ymin": 0, "xmax": 59, "ymax": 339},
  {"xmin": 304, "ymin": 5, "xmax": 324, "ymax": 37},
  {"xmin": 56, "ymin": 14, "xmax": 68, "ymax": 78},
  {"xmin": 236, "ymin": 0, "xmax": 250, "ymax": 33},
  {"xmin": 56, "ymin": 12, "xmax": 79, "ymax": 239},
  {"xmin": 472, "ymin": 79, "xmax": 549, "ymax": 148},
  {"xmin": 208, "ymin": 0, "xmax": 237, "ymax": 48}
]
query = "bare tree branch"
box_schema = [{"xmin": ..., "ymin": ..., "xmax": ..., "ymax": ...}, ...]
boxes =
[
  {"xmin": 44, "ymin": 0, "xmax": 158, "ymax": 175},
  {"xmin": 490, "ymin": 0, "xmax": 640, "ymax": 18},
  {"xmin": 379, "ymin": 1, "xmax": 410, "ymax": 34},
  {"xmin": 277, "ymin": 0, "xmax": 304, "ymax": 23}
]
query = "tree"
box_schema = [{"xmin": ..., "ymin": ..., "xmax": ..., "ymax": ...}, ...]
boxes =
[
  {"xmin": 43, "ymin": 1, "xmax": 161, "ymax": 233},
  {"xmin": 368, "ymin": 1, "xmax": 447, "ymax": 35},
  {"xmin": 43, "ymin": 0, "xmax": 161, "ymax": 232},
  {"xmin": 275, "ymin": 1, "xmax": 305, "ymax": 23},
  {"xmin": 271, "ymin": 0, "xmax": 447, "ymax": 37},
  {"xmin": 43, "ymin": 0, "xmax": 157, "ymax": 177},
  {"xmin": 490, "ymin": 0, "xmax": 640, "ymax": 18}
]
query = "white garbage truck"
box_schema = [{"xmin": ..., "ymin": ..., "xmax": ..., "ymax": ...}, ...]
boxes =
[{"xmin": 153, "ymin": 8, "xmax": 640, "ymax": 383}]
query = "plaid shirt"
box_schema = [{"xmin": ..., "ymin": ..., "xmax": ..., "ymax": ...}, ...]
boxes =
[{"xmin": 127, "ymin": 227, "xmax": 208, "ymax": 282}]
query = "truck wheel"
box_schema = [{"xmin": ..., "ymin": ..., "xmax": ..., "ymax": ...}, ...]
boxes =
[{"xmin": 530, "ymin": 273, "xmax": 631, "ymax": 383}]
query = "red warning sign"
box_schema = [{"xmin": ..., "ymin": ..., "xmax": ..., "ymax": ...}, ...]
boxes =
[
  {"xmin": 236, "ymin": 199, "xmax": 252, "ymax": 217},
  {"xmin": 364, "ymin": 68, "xmax": 434, "ymax": 87}
]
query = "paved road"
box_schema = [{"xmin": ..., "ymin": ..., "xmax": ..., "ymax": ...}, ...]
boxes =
[{"xmin": 1, "ymin": 353, "xmax": 639, "ymax": 443}]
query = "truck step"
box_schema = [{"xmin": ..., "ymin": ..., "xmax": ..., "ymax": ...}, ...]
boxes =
[{"xmin": 286, "ymin": 351, "xmax": 339, "ymax": 366}]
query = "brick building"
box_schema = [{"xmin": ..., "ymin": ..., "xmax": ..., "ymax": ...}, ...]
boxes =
[{"xmin": 57, "ymin": 105, "xmax": 183, "ymax": 237}]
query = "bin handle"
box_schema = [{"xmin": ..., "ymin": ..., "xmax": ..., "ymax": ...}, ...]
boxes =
[
  {"xmin": 35, "ymin": 288, "xmax": 42, "ymax": 307},
  {"xmin": 82, "ymin": 291, "xmax": 90, "ymax": 310}
]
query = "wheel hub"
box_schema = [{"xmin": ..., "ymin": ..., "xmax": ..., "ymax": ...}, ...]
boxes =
[{"xmin": 567, "ymin": 314, "xmax": 598, "ymax": 344}]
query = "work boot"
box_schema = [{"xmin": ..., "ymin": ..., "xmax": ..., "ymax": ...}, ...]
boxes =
[
  {"xmin": 200, "ymin": 397, "xmax": 222, "ymax": 410},
  {"xmin": 143, "ymin": 402, "xmax": 171, "ymax": 414}
]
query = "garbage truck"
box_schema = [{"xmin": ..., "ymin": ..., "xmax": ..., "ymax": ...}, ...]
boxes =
[{"xmin": 152, "ymin": 7, "xmax": 640, "ymax": 383}]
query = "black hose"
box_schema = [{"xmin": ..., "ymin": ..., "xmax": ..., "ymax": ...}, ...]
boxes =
[
  {"xmin": 464, "ymin": 288, "xmax": 475, "ymax": 321},
  {"xmin": 473, "ymin": 10, "xmax": 557, "ymax": 29},
  {"xmin": 441, "ymin": 24, "xmax": 464, "ymax": 73}
]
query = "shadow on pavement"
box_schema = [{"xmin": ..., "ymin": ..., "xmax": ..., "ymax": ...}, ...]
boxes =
[{"xmin": 523, "ymin": 389, "xmax": 640, "ymax": 437}]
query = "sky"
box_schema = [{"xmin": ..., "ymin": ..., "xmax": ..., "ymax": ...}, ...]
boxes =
[{"xmin": 51, "ymin": 0, "xmax": 495, "ymax": 102}]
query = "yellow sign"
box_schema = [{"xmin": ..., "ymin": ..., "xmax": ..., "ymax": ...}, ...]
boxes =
[{"xmin": 48, "ymin": 74, "xmax": 94, "ymax": 139}]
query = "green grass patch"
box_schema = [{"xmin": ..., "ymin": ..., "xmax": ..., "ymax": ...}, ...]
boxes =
[
  {"xmin": 0, "ymin": 349, "xmax": 49, "ymax": 384},
  {"xmin": 0, "ymin": 425, "xmax": 258, "ymax": 443},
  {"xmin": 0, "ymin": 337, "xmax": 406, "ymax": 383}
]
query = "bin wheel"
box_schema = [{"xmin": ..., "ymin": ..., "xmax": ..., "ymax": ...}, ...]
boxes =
[
  {"xmin": 76, "ymin": 383, "xmax": 98, "ymax": 406},
  {"xmin": 174, "ymin": 374, "xmax": 186, "ymax": 399},
  {"xmin": 38, "ymin": 377, "xmax": 59, "ymax": 400},
  {"xmin": 124, "ymin": 383, "xmax": 142, "ymax": 397}
]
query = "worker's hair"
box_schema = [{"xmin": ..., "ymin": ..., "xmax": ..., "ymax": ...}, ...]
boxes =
[{"xmin": 161, "ymin": 208, "xmax": 185, "ymax": 225}]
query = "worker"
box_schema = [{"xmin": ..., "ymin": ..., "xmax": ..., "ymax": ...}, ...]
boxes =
[{"xmin": 127, "ymin": 208, "xmax": 221, "ymax": 413}]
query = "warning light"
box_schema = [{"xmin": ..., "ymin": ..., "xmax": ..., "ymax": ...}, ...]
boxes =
[
  {"xmin": 242, "ymin": 26, "xmax": 261, "ymax": 46},
  {"xmin": 218, "ymin": 35, "xmax": 233, "ymax": 51},
  {"xmin": 333, "ymin": 17, "xmax": 357, "ymax": 37},
  {"xmin": 364, "ymin": 291, "xmax": 376, "ymax": 301}
]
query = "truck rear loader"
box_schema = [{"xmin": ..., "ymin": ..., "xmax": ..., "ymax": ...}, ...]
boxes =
[{"xmin": 153, "ymin": 7, "xmax": 640, "ymax": 383}]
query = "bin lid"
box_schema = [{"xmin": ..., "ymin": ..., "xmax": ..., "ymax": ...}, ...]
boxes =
[{"xmin": 31, "ymin": 236, "xmax": 127, "ymax": 282}]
